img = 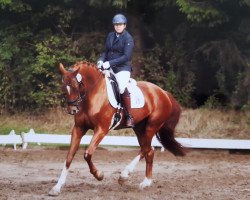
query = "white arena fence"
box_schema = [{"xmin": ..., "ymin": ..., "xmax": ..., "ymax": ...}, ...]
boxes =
[{"xmin": 0, "ymin": 129, "xmax": 250, "ymax": 150}]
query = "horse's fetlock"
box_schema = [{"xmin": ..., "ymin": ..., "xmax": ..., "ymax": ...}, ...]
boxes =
[
  {"xmin": 65, "ymin": 160, "xmax": 72, "ymax": 168},
  {"xmin": 84, "ymin": 151, "xmax": 91, "ymax": 161},
  {"xmin": 90, "ymin": 169, "xmax": 97, "ymax": 175},
  {"xmin": 147, "ymin": 148, "xmax": 154, "ymax": 157},
  {"xmin": 145, "ymin": 149, "xmax": 154, "ymax": 163},
  {"xmin": 143, "ymin": 148, "xmax": 154, "ymax": 158}
]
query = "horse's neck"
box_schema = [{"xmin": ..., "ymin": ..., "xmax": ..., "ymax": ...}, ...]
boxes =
[
  {"xmin": 80, "ymin": 69, "xmax": 107, "ymax": 115},
  {"xmin": 79, "ymin": 65, "xmax": 106, "ymax": 104},
  {"xmin": 79, "ymin": 65, "xmax": 103, "ymax": 87}
]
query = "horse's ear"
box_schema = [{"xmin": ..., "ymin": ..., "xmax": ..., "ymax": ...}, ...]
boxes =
[
  {"xmin": 59, "ymin": 63, "xmax": 67, "ymax": 74},
  {"xmin": 72, "ymin": 67, "xmax": 80, "ymax": 76}
]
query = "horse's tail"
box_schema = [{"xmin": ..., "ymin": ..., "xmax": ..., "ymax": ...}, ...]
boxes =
[
  {"xmin": 156, "ymin": 127, "xmax": 186, "ymax": 156},
  {"xmin": 156, "ymin": 92, "xmax": 186, "ymax": 156}
]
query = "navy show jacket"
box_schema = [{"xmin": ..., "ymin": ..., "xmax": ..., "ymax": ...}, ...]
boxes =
[{"xmin": 99, "ymin": 30, "xmax": 134, "ymax": 73}]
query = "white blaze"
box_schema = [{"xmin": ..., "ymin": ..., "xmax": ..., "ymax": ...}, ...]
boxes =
[{"xmin": 66, "ymin": 85, "xmax": 70, "ymax": 94}]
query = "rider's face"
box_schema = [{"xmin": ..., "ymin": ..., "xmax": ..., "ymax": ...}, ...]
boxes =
[{"xmin": 114, "ymin": 23, "xmax": 126, "ymax": 34}]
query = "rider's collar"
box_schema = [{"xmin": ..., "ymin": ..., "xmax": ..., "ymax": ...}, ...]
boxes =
[{"xmin": 115, "ymin": 30, "xmax": 126, "ymax": 37}]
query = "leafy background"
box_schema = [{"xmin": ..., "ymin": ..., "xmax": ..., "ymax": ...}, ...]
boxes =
[{"xmin": 0, "ymin": 0, "xmax": 250, "ymax": 113}]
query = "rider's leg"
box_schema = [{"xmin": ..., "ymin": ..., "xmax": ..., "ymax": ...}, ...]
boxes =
[
  {"xmin": 114, "ymin": 71, "xmax": 134, "ymax": 128},
  {"xmin": 121, "ymin": 88, "xmax": 134, "ymax": 128}
]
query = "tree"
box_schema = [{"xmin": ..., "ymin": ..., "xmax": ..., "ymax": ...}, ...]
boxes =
[
  {"xmin": 0, "ymin": 0, "xmax": 249, "ymax": 111},
  {"xmin": 135, "ymin": 0, "xmax": 250, "ymax": 108},
  {"xmin": 0, "ymin": 0, "xmax": 80, "ymax": 112}
]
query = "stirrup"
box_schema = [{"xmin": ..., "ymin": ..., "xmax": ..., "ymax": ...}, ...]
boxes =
[{"xmin": 125, "ymin": 115, "xmax": 134, "ymax": 128}]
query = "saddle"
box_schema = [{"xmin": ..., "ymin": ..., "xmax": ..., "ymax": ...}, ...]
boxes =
[{"xmin": 105, "ymin": 72, "xmax": 145, "ymax": 130}]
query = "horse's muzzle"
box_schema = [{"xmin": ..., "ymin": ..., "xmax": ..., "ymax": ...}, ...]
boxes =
[
  {"xmin": 67, "ymin": 96, "xmax": 81, "ymax": 115},
  {"xmin": 67, "ymin": 106, "xmax": 79, "ymax": 115}
]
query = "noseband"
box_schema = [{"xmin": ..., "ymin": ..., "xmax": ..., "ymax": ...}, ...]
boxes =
[{"xmin": 67, "ymin": 88, "xmax": 84, "ymax": 107}]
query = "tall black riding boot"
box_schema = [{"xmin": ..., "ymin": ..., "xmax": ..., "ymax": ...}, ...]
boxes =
[{"xmin": 121, "ymin": 88, "xmax": 134, "ymax": 128}]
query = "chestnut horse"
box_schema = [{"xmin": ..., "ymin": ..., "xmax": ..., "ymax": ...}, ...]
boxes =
[{"xmin": 49, "ymin": 61, "xmax": 185, "ymax": 196}]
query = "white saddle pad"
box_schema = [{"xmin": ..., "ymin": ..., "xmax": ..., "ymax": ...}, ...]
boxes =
[{"xmin": 105, "ymin": 76, "xmax": 145, "ymax": 109}]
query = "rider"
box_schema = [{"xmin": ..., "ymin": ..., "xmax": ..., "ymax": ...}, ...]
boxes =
[{"xmin": 97, "ymin": 13, "xmax": 135, "ymax": 128}]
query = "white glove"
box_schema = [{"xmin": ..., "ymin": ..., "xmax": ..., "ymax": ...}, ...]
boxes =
[
  {"xmin": 102, "ymin": 61, "xmax": 110, "ymax": 69},
  {"xmin": 97, "ymin": 60, "xmax": 103, "ymax": 69}
]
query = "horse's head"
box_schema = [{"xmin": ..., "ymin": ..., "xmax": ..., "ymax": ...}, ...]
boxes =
[{"xmin": 59, "ymin": 63, "xmax": 84, "ymax": 115}]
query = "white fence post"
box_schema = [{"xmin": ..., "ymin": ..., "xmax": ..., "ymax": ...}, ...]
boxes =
[
  {"xmin": 21, "ymin": 128, "xmax": 41, "ymax": 149},
  {"xmin": 0, "ymin": 130, "xmax": 22, "ymax": 150}
]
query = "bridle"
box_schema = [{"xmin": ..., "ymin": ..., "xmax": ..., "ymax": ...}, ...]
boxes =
[
  {"xmin": 66, "ymin": 81, "xmax": 84, "ymax": 107},
  {"xmin": 64, "ymin": 70, "xmax": 103, "ymax": 108}
]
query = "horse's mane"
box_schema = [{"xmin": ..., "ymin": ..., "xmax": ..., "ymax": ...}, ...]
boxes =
[{"xmin": 70, "ymin": 60, "xmax": 98, "ymax": 71}]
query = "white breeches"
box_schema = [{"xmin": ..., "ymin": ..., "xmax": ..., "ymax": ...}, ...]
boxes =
[{"xmin": 111, "ymin": 70, "xmax": 131, "ymax": 94}]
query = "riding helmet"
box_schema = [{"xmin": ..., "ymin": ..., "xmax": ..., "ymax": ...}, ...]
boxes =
[{"xmin": 112, "ymin": 14, "xmax": 127, "ymax": 24}]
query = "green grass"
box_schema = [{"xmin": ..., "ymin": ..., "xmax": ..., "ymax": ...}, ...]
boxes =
[{"xmin": 0, "ymin": 126, "xmax": 30, "ymax": 135}]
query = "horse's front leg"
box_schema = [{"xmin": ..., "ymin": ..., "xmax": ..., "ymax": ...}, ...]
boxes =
[
  {"xmin": 84, "ymin": 127, "xmax": 107, "ymax": 181},
  {"xmin": 49, "ymin": 126, "xmax": 85, "ymax": 196}
]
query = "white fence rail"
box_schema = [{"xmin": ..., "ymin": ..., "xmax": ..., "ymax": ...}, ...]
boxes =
[{"xmin": 0, "ymin": 129, "xmax": 250, "ymax": 150}]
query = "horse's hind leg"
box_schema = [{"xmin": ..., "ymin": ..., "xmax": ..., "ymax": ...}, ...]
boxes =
[
  {"xmin": 118, "ymin": 152, "xmax": 144, "ymax": 185},
  {"xmin": 136, "ymin": 124, "xmax": 159, "ymax": 189},
  {"xmin": 49, "ymin": 126, "xmax": 85, "ymax": 196},
  {"xmin": 118, "ymin": 121, "xmax": 146, "ymax": 184},
  {"xmin": 137, "ymin": 122, "xmax": 166, "ymax": 189},
  {"xmin": 139, "ymin": 142, "xmax": 155, "ymax": 189},
  {"xmin": 119, "ymin": 147, "xmax": 154, "ymax": 189}
]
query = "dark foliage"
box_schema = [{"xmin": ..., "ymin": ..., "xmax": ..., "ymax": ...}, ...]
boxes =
[{"xmin": 0, "ymin": 0, "xmax": 249, "ymax": 112}]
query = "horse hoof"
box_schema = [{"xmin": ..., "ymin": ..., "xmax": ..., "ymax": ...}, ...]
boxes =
[
  {"xmin": 94, "ymin": 170, "xmax": 104, "ymax": 181},
  {"xmin": 48, "ymin": 187, "xmax": 60, "ymax": 196},
  {"xmin": 139, "ymin": 178, "xmax": 152, "ymax": 190},
  {"xmin": 118, "ymin": 176, "xmax": 128, "ymax": 186}
]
